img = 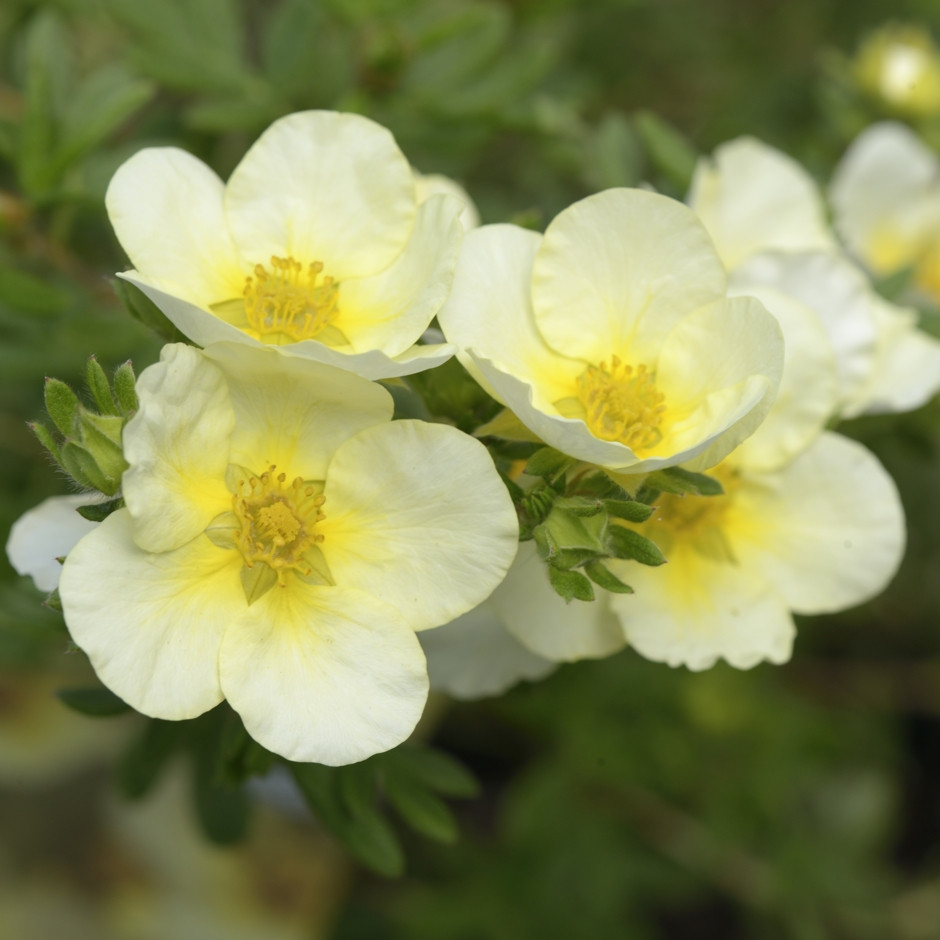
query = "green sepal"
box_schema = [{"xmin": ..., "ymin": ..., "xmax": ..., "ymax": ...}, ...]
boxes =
[
  {"xmin": 28, "ymin": 421, "xmax": 62, "ymax": 465},
  {"xmin": 240, "ymin": 563, "xmax": 278, "ymax": 606},
  {"xmin": 77, "ymin": 411, "xmax": 128, "ymax": 483},
  {"xmin": 521, "ymin": 486, "xmax": 556, "ymax": 525},
  {"xmin": 385, "ymin": 776, "xmax": 458, "ymax": 844},
  {"xmin": 193, "ymin": 737, "xmax": 251, "ymax": 846},
  {"xmin": 112, "ymin": 361, "xmax": 139, "ymax": 415},
  {"xmin": 552, "ymin": 495, "xmax": 604, "ymax": 517},
  {"xmin": 85, "ymin": 356, "xmax": 119, "ymax": 415},
  {"xmin": 60, "ymin": 440, "xmax": 116, "ymax": 494},
  {"xmin": 77, "ymin": 498, "xmax": 123, "ymax": 522},
  {"xmin": 603, "ymin": 498, "xmax": 655, "ymax": 523},
  {"xmin": 571, "ymin": 472, "xmax": 630, "ymax": 500},
  {"xmin": 607, "ymin": 525, "xmax": 666, "ymax": 566},
  {"xmin": 644, "ymin": 466, "xmax": 723, "ymax": 497},
  {"xmin": 548, "ymin": 565, "xmax": 595, "ymax": 603},
  {"xmin": 56, "ymin": 686, "xmax": 130, "ymax": 717},
  {"xmin": 543, "ymin": 505, "xmax": 608, "ymax": 553},
  {"xmin": 44, "ymin": 377, "xmax": 79, "ymax": 436},
  {"xmin": 524, "ymin": 447, "xmax": 574, "ymax": 481},
  {"xmin": 584, "ymin": 561, "xmax": 634, "ymax": 594},
  {"xmin": 111, "ymin": 277, "xmax": 187, "ymax": 343},
  {"xmin": 43, "ymin": 587, "xmax": 63, "ymax": 612}
]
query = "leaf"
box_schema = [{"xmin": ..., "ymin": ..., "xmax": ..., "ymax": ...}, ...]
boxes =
[
  {"xmin": 77, "ymin": 498, "xmax": 123, "ymax": 522},
  {"xmin": 60, "ymin": 440, "xmax": 117, "ymax": 495},
  {"xmin": 386, "ymin": 776, "xmax": 458, "ymax": 844},
  {"xmin": 0, "ymin": 267, "xmax": 71, "ymax": 316},
  {"xmin": 584, "ymin": 562, "xmax": 634, "ymax": 595},
  {"xmin": 525, "ymin": 447, "xmax": 574, "ymax": 481},
  {"xmin": 607, "ymin": 525, "xmax": 666, "ymax": 567},
  {"xmin": 85, "ymin": 356, "xmax": 118, "ymax": 415},
  {"xmin": 340, "ymin": 808, "xmax": 405, "ymax": 877},
  {"xmin": 193, "ymin": 743, "xmax": 250, "ymax": 845},
  {"xmin": 552, "ymin": 496, "xmax": 604, "ymax": 517},
  {"xmin": 111, "ymin": 278, "xmax": 187, "ymax": 343},
  {"xmin": 112, "ymin": 361, "xmax": 139, "ymax": 414},
  {"xmin": 57, "ymin": 686, "xmax": 130, "ymax": 717},
  {"xmin": 28, "ymin": 421, "xmax": 62, "ymax": 464},
  {"xmin": 394, "ymin": 747, "xmax": 480, "ymax": 798},
  {"xmin": 548, "ymin": 565, "xmax": 595, "ymax": 603},
  {"xmin": 118, "ymin": 719, "xmax": 180, "ymax": 799},
  {"xmin": 644, "ymin": 466, "xmax": 724, "ymax": 497},
  {"xmin": 603, "ymin": 499, "xmax": 655, "ymax": 523},
  {"xmin": 634, "ymin": 110, "xmax": 699, "ymax": 192}
]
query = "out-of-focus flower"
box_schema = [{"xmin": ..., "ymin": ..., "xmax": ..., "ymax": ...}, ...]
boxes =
[
  {"xmin": 852, "ymin": 23, "xmax": 940, "ymax": 117},
  {"xmin": 106, "ymin": 111, "xmax": 464, "ymax": 380},
  {"xmin": 56, "ymin": 343, "xmax": 518, "ymax": 765},
  {"xmin": 438, "ymin": 188, "xmax": 784, "ymax": 475},
  {"xmin": 692, "ymin": 135, "xmax": 940, "ymax": 417}
]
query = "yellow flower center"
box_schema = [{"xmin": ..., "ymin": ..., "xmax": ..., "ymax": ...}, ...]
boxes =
[
  {"xmin": 243, "ymin": 256, "xmax": 339, "ymax": 343},
  {"xmin": 915, "ymin": 241, "xmax": 940, "ymax": 305},
  {"xmin": 576, "ymin": 356, "xmax": 665, "ymax": 453},
  {"xmin": 232, "ymin": 465, "xmax": 326, "ymax": 583}
]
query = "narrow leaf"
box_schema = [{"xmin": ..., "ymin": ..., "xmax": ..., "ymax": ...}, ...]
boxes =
[
  {"xmin": 395, "ymin": 747, "xmax": 480, "ymax": 798},
  {"xmin": 57, "ymin": 686, "xmax": 129, "ymax": 717},
  {"xmin": 44, "ymin": 378, "xmax": 79, "ymax": 436},
  {"xmin": 525, "ymin": 447, "xmax": 574, "ymax": 481},
  {"xmin": 603, "ymin": 499, "xmax": 655, "ymax": 522},
  {"xmin": 607, "ymin": 525, "xmax": 666, "ymax": 566},
  {"xmin": 548, "ymin": 565, "xmax": 595, "ymax": 603},
  {"xmin": 645, "ymin": 466, "xmax": 723, "ymax": 497},
  {"xmin": 386, "ymin": 777, "xmax": 458, "ymax": 844},
  {"xmin": 584, "ymin": 562, "xmax": 634, "ymax": 594},
  {"xmin": 113, "ymin": 361, "xmax": 138, "ymax": 414},
  {"xmin": 85, "ymin": 356, "xmax": 118, "ymax": 414},
  {"xmin": 77, "ymin": 498, "xmax": 123, "ymax": 522}
]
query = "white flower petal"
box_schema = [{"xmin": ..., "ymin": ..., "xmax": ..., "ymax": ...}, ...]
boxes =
[
  {"xmin": 531, "ymin": 189, "xmax": 726, "ymax": 363},
  {"xmin": 730, "ymin": 432, "xmax": 905, "ymax": 614},
  {"xmin": 106, "ymin": 148, "xmax": 244, "ymax": 305},
  {"xmin": 731, "ymin": 250, "xmax": 878, "ymax": 409},
  {"xmin": 420, "ymin": 603, "xmax": 556, "ymax": 700},
  {"xmin": 728, "ymin": 285, "xmax": 838, "ymax": 470},
  {"xmin": 220, "ymin": 584, "xmax": 428, "ymax": 765},
  {"xmin": 59, "ymin": 511, "xmax": 243, "ymax": 719},
  {"xmin": 608, "ymin": 547, "xmax": 795, "ymax": 671},
  {"xmin": 322, "ymin": 421, "xmax": 518, "ymax": 631},
  {"xmin": 842, "ymin": 295, "xmax": 940, "ymax": 416},
  {"xmin": 830, "ymin": 121, "xmax": 940, "ymax": 272},
  {"xmin": 202, "ymin": 342, "xmax": 393, "ymax": 480},
  {"xmin": 488, "ymin": 542, "xmax": 626, "ymax": 662},
  {"xmin": 6, "ymin": 495, "xmax": 100, "ymax": 592},
  {"xmin": 438, "ymin": 224, "xmax": 583, "ymax": 403},
  {"xmin": 224, "ymin": 111, "xmax": 416, "ymax": 281},
  {"xmin": 688, "ymin": 136, "xmax": 833, "ymax": 269},
  {"xmin": 414, "ymin": 171, "xmax": 480, "ymax": 229},
  {"xmin": 123, "ymin": 344, "xmax": 234, "ymax": 553},
  {"xmin": 338, "ymin": 193, "xmax": 463, "ymax": 357}
]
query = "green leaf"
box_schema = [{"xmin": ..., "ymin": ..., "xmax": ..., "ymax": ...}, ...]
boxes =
[
  {"xmin": 77, "ymin": 498, "xmax": 123, "ymax": 522},
  {"xmin": 634, "ymin": 110, "xmax": 698, "ymax": 192},
  {"xmin": 85, "ymin": 356, "xmax": 118, "ymax": 415},
  {"xmin": 607, "ymin": 525, "xmax": 666, "ymax": 567},
  {"xmin": 584, "ymin": 562, "xmax": 634, "ymax": 595},
  {"xmin": 645, "ymin": 466, "xmax": 724, "ymax": 497},
  {"xmin": 57, "ymin": 686, "xmax": 130, "ymax": 717},
  {"xmin": 28, "ymin": 421, "xmax": 62, "ymax": 465},
  {"xmin": 0, "ymin": 267, "xmax": 72, "ymax": 316},
  {"xmin": 118, "ymin": 719, "xmax": 180, "ymax": 799},
  {"xmin": 112, "ymin": 361, "xmax": 138, "ymax": 414},
  {"xmin": 338, "ymin": 762, "xmax": 377, "ymax": 819},
  {"xmin": 548, "ymin": 565, "xmax": 595, "ymax": 603},
  {"xmin": 43, "ymin": 378, "xmax": 79, "ymax": 436},
  {"xmin": 194, "ymin": 744, "xmax": 250, "ymax": 845},
  {"xmin": 603, "ymin": 499, "xmax": 655, "ymax": 523},
  {"xmin": 60, "ymin": 440, "xmax": 115, "ymax": 494},
  {"xmin": 394, "ymin": 747, "xmax": 480, "ymax": 798},
  {"xmin": 386, "ymin": 777, "xmax": 458, "ymax": 844},
  {"xmin": 543, "ymin": 506, "xmax": 608, "ymax": 553},
  {"xmin": 525, "ymin": 447, "xmax": 574, "ymax": 481},
  {"xmin": 552, "ymin": 496, "xmax": 604, "ymax": 517},
  {"xmin": 583, "ymin": 111, "xmax": 643, "ymax": 191}
]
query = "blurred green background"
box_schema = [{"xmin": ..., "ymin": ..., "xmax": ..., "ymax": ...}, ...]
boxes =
[{"xmin": 3, "ymin": 0, "xmax": 940, "ymax": 937}]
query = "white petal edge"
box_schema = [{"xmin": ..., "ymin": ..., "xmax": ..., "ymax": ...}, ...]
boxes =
[
  {"xmin": 420, "ymin": 603, "xmax": 556, "ymax": 700},
  {"xmin": 414, "ymin": 171, "xmax": 480, "ymax": 229},
  {"xmin": 488, "ymin": 541, "xmax": 626, "ymax": 662},
  {"xmin": 123, "ymin": 344, "xmax": 234, "ymax": 553},
  {"xmin": 6, "ymin": 495, "xmax": 101, "ymax": 592},
  {"xmin": 220, "ymin": 583, "xmax": 428, "ymax": 765},
  {"xmin": 322, "ymin": 420, "xmax": 519, "ymax": 632},
  {"xmin": 59, "ymin": 511, "xmax": 244, "ymax": 720}
]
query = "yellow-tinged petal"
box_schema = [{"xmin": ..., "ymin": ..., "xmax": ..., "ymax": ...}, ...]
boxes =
[
  {"xmin": 531, "ymin": 189, "xmax": 726, "ymax": 363},
  {"xmin": 123, "ymin": 344, "xmax": 234, "ymax": 553},
  {"xmin": 830, "ymin": 122, "xmax": 940, "ymax": 273},
  {"xmin": 608, "ymin": 546, "xmax": 795, "ymax": 671},
  {"xmin": 727, "ymin": 432, "xmax": 905, "ymax": 614},
  {"xmin": 321, "ymin": 420, "xmax": 518, "ymax": 631},
  {"xmin": 6, "ymin": 495, "xmax": 100, "ymax": 592},
  {"xmin": 219, "ymin": 584, "xmax": 428, "ymax": 765},
  {"xmin": 419, "ymin": 603, "xmax": 556, "ymax": 700},
  {"xmin": 438, "ymin": 224, "xmax": 584, "ymax": 403},
  {"xmin": 727, "ymin": 285, "xmax": 838, "ymax": 471},
  {"xmin": 224, "ymin": 111, "xmax": 416, "ymax": 281},
  {"xmin": 337, "ymin": 193, "xmax": 463, "ymax": 357},
  {"xmin": 59, "ymin": 511, "xmax": 244, "ymax": 719},
  {"xmin": 202, "ymin": 343, "xmax": 392, "ymax": 482},
  {"xmin": 488, "ymin": 542, "xmax": 625, "ymax": 662},
  {"xmin": 688, "ymin": 136, "xmax": 833, "ymax": 270},
  {"xmin": 106, "ymin": 148, "xmax": 244, "ymax": 306},
  {"xmin": 413, "ymin": 171, "xmax": 480, "ymax": 229}
]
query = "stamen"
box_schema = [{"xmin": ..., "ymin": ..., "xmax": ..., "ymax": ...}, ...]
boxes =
[
  {"xmin": 576, "ymin": 356, "xmax": 666, "ymax": 453},
  {"xmin": 243, "ymin": 256, "xmax": 340, "ymax": 342}
]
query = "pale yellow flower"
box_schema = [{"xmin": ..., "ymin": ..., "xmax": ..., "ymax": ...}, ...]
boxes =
[
  {"xmin": 57, "ymin": 343, "xmax": 518, "ymax": 764},
  {"xmin": 438, "ymin": 188, "xmax": 784, "ymax": 475},
  {"xmin": 106, "ymin": 111, "xmax": 465, "ymax": 380}
]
